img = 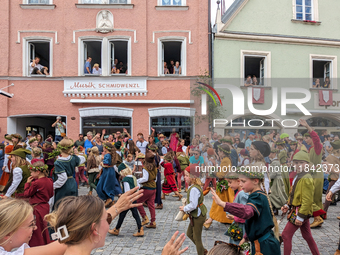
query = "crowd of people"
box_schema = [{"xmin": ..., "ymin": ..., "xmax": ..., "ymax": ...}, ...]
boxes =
[{"xmin": 1, "ymin": 120, "xmax": 340, "ymax": 255}]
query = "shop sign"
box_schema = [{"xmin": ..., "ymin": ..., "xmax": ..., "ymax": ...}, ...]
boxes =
[{"xmin": 63, "ymin": 78, "xmax": 147, "ymax": 96}]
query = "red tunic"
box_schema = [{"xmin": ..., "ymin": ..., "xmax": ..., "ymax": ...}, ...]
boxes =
[
  {"xmin": 161, "ymin": 162, "xmax": 178, "ymax": 193},
  {"xmin": 24, "ymin": 177, "xmax": 54, "ymax": 247}
]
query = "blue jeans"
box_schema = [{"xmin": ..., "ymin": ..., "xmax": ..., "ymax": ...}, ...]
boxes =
[
  {"xmin": 55, "ymin": 135, "xmax": 63, "ymax": 143},
  {"xmin": 323, "ymin": 173, "xmax": 329, "ymax": 192}
]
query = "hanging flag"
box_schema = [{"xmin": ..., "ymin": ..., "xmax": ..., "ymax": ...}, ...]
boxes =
[
  {"xmin": 252, "ymin": 87, "xmax": 264, "ymax": 104},
  {"xmin": 319, "ymin": 90, "xmax": 333, "ymax": 106}
]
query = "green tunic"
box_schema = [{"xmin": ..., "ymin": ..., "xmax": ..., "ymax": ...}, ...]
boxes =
[
  {"xmin": 269, "ymin": 159, "xmax": 288, "ymax": 209},
  {"xmin": 246, "ymin": 190, "xmax": 281, "ymax": 255},
  {"xmin": 53, "ymin": 155, "xmax": 80, "ymax": 208},
  {"xmin": 278, "ymin": 149, "xmax": 290, "ymax": 196},
  {"xmin": 309, "ymin": 147, "xmax": 323, "ymax": 212},
  {"xmin": 187, "ymin": 184, "xmax": 207, "ymax": 218}
]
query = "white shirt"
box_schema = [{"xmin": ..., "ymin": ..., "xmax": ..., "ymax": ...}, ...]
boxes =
[
  {"xmin": 92, "ymin": 67, "xmax": 102, "ymax": 75},
  {"xmin": 137, "ymin": 169, "xmax": 149, "ymax": 188},
  {"xmin": 30, "ymin": 62, "xmax": 43, "ymax": 73},
  {"xmin": 0, "ymin": 243, "xmax": 29, "ymax": 255},
  {"xmin": 183, "ymin": 186, "xmax": 201, "ymax": 217},
  {"xmin": 5, "ymin": 167, "xmax": 23, "ymax": 197},
  {"xmin": 123, "ymin": 175, "xmax": 134, "ymax": 192},
  {"xmin": 3, "ymin": 154, "xmax": 11, "ymax": 173},
  {"xmin": 55, "ymin": 122, "xmax": 66, "ymax": 136},
  {"xmin": 136, "ymin": 140, "xmax": 148, "ymax": 155}
]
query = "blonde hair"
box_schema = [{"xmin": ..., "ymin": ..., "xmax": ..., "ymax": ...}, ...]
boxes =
[
  {"xmin": 176, "ymin": 152, "xmax": 185, "ymax": 157},
  {"xmin": 32, "ymin": 147, "xmax": 42, "ymax": 157},
  {"xmin": 207, "ymin": 243, "xmax": 244, "ymax": 255},
  {"xmin": 260, "ymin": 179, "xmax": 280, "ymax": 241},
  {"xmin": 45, "ymin": 196, "xmax": 104, "ymax": 245},
  {"xmin": 0, "ymin": 199, "xmax": 33, "ymax": 246},
  {"xmin": 58, "ymin": 138, "xmax": 74, "ymax": 155},
  {"xmin": 191, "ymin": 138, "xmax": 199, "ymax": 146},
  {"xmin": 31, "ymin": 161, "xmax": 49, "ymax": 177},
  {"xmin": 12, "ymin": 155, "xmax": 28, "ymax": 168},
  {"xmin": 90, "ymin": 146, "xmax": 99, "ymax": 156},
  {"xmin": 119, "ymin": 166, "xmax": 132, "ymax": 177}
]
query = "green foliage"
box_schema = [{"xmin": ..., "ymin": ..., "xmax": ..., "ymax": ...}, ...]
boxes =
[{"xmin": 216, "ymin": 179, "xmax": 229, "ymax": 193}]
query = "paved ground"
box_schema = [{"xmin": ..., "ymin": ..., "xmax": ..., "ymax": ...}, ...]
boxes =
[{"xmin": 79, "ymin": 187, "xmax": 340, "ymax": 255}]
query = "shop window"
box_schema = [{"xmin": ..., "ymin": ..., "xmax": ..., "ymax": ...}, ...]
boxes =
[
  {"xmin": 110, "ymin": 40, "xmax": 128, "ymax": 75},
  {"xmin": 159, "ymin": 0, "xmax": 186, "ymax": 6},
  {"xmin": 159, "ymin": 39, "xmax": 186, "ymax": 76},
  {"xmin": 82, "ymin": 117, "xmax": 131, "ymax": 135},
  {"xmin": 83, "ymin": 41, "xmax": 102, "ymax": 75},
  {"xmin": 312, "ymin": 60, "xmax": 332, "ymax": 88},
  {"xmin": 151, "ymin": 116, "xmax": 192, "ymax": 139},
  {"xmin": 28, "ymin": 41, "xmax": 51, "ymax": 76}
]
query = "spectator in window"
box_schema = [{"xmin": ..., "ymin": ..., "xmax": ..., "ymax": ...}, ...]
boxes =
[
  {"xmin": 173, "ymin": 61, "xmax": 181, "ymax": 75},
  {"xmin": 92, "ymin": 63, "xmax": 102, "ymax": 75},
  {"xmin": 118, "ymin": 61, "xmax": 127, "ymax": 74},
  {"xmin": 244, "ymin": 75, "xmax": 253, "ymax": 87},
  {"xmin": 168, "ymin": 60, "xmax": 175, "ymax": 74},
  {"xmin": 313, "ymin": 78, "xmax": 321, "ymax": 88},
  {"xmin": 30, "ymin": 57, "xmax": 49, "ymax": 75},
  {"xmin": 111, "ymin": 59, "xmax": 119, "ymax": 74},
  {"xmin": 252, "ymin": 75, "xmax": 259, "ymax": 85},
  {"xmin": 84, "ymin": 56, "xmax": 92, "ymax": 74},
  {"xmin": 164, "ymin": 62, "xmax": 169, "ymax": 74},
  {"xmin": 322, "ymin": 77, "xmax": 331, "ymax": 88}
]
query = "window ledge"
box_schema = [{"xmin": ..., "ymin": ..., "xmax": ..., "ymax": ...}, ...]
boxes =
[
  {"xmin": 240, "ymin": 85, "xmax": 271, "ymax": 89},
  {"xmin": 155, "ymin": 5, "xmax": 188, "ymax": 10},
  {"xmin": 75, "ymin": 3, "xmax": 133, "ymax": 9},
  {"xmin": 160, "ymin": 74, "xmax": 184, "ymax": 77},
  {"xmin": 20, "ymin": 4, "xmax": 56, "ymax": 9},
  {"xmin": 291, "ymin": 19, "xmax": 321, "ymax": 25},
  {"xmin": 310, "ymin": 88, "xmax": 338, "ymax": 92}
]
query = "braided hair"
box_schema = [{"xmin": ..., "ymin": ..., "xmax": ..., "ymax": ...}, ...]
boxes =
[{"xmin": 261, "ymin": 178, "xmax": 280, "ymax": 241}]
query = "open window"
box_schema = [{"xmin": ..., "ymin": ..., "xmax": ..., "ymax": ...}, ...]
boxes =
[
  {"xmin": 83, "ymin": 41, "xmax": 102, "ymax": 75},
  {"xmin": 244, "ymin": 56, "xmax": 265, "ymax": 85},
  {"xmin": 28, "ymin": 42, "xmax": 50, "ymax": 76},
  {"xmin": 160, "ymin": 40, "xmax": 185, "ymax": 76},
  {"xmin": 312, "ymin": 60, "xmax": 332, "ymax": 88},
  {"xmin": 110, "ymin": 40, "xmax": 128, "ymax": 75}
]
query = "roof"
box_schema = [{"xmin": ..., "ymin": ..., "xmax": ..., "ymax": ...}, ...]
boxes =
[{"xmin": 221, "ymin": 0, "xmax": 246, "ymax": 24}]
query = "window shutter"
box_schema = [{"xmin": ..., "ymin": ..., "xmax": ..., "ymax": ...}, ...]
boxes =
[{"xmin": 292, "ymin": 0, "xmax": 296, "ymax": 19}]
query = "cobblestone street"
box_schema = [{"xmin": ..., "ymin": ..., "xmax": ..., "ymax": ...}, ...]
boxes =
[{"xmin": 79, "ymin": 187, "xmax": 340, "ymax": 255}]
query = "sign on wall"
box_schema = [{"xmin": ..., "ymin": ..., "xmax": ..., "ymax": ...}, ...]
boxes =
[{"xmin": 63, "ymin": 78, "xmax": 147, "ymax": 97}]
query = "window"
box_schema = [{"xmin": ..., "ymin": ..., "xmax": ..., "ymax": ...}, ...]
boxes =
[
  {"xmin": 27, "ymin": 41, "xmax": 51, "ymax": 76},
  {"xmin": 83, "ymin": 41, "xmax": 102, "ymax": 75},
  {"xmin": 241, "ymin": 51, "xmax": 271, "ymax": 86},
  {"xmin": 296, "ymin": 0, "xmax": 312, "ymax": 20},
  {"xmin": 159, "ymin": 38, "xmax": 186, "ymax": 76},
  {"xmin": 151, "ymin": 116, "xmax": 192, "ymax": 139},
  {"xmin": 310, "ymin": 55, "xmax": 337, "ymax": 89},
  {"xmin": 81, "ymin": 0, "xmax": 128, "ymax": 3},
  {"xmin": 82, "ymin": 117, "xmax": 131, "ymax": 135},
  {"xmin": 159, "ymin": 0, "xmax": 185, "ymax": 6},
  {"xmin": 110, "ymin": 40, "xmax": 128, "ymax": 75}
]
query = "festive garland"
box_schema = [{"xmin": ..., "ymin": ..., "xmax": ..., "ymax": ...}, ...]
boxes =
[
  {"xmin": 148, "ymin": 146, "xmax": 157, "ymax": 151},
  {"xmin": 57, "ymin": 141, "xmax": 74, "ymax": 151},
  {"xmin": 220, "ymin": 138, "xmax": 232, "ymax": 143},
  {"xmin": 28, "ymin": 164, "xmax": 48, "ymax": 172},
  {"xmin": 48, "ymin": 149, "xmax": 61, "ymax": 160},
  {"xmin": 28, "ymin": 137, "xmax": 38, "ymax": 144},
  {"xmin": 226, "ymin": 222, "xmax": 243, "ymax": 241},
  {"xmin": 236, "ymin": 169, "xmax": 264, "ymax": 179},
  {"xmin": 216, "ymin": 179, "xmax": 229, "ymax": 193},
  {"xmin": 217, "ymin": 145, "xmax": 230, "ymax": 155},
  {"xmin": 103, "ymin": 144, "xmax": 112, "ymax": 151}
]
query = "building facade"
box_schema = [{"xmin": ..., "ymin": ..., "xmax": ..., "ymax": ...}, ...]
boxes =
[
  {"xmin": 213, "ymin": 0, "xmax": 340, "ymax": 137},
  {"xmin": 0, "ymin": 0, "xmax": 209, "ymax": 140}
]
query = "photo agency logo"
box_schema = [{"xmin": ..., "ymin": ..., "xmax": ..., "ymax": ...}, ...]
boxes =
[{"xmin": 200, "ymin": 82, "xmax": 314, "ymax": 128}]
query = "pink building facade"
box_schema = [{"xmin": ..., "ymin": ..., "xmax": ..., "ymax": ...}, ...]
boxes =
[{"xmin": 0, "ymin": 0, "xmax": 209, "ymax": 140}]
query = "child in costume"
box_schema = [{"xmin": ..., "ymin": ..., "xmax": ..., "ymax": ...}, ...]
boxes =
[
  {"xmin": 108, "ymin": 163, "xmax": 143, "ymax": 237},
  {"xmin": 53, "ymin": 138, "xmax": 85, "ymax": 208},
  {"xmin": 74, "ymin": 146, "xmax": 88, "ymax": 187},
  {"xmin": 161, "ymin": 153, "xmax": 183, "ymax": 200},
  {"xmin": 281, "ymin": 151, "xmax": 320, "ymax": 255},
  {"xmin": 211, "ymin": 168, "xmax": 281, "ymax": 255},
  {"xmin": 86, "ymin": 146, "xmax": 101, "ymax": 196},
  {"xmin": 177, "ymin": 151, "xmax": 190, "ymax": 192},
  {"xmin": 3, "ymin": 148, "xmax": 31, "ymax": 198},
  {"xmin": 147, "ymin": 145, "xmax": 163, "ymax": 210},
  {"xmin": 24, "ymin": 161, "xmax": 53, "ymax": 247},
  {"xmin": 29, "ymin": 147, "xmax": 44, "ymax": 165},
  {"xmin": 0, "ymin": 135, "xmax": 13, "ymax": 191},
  {"xmin": 43, "ymin": 138, "xmax": 55, "ymax": 176},
  {"xmin": 268, "ymin": 148, "xmax": 288, "ymax": 214},
  {"xmin": 202, "ymin": 148, "xmax": 217, "ymax": 191},
  {"xmin": 136, "ymin": 149, "xmax": 158, "ymax": 228},
  {"xmin": 224, "ymin": 171, "xmax": 248, "ymax": 245},
  {"xmin": 97, "ymin": 142, "xmax": 122, "ymax": 207},
  {"xmin": 204, "ymin": 144, "xmax": 234, "ymax": 229},
  {"xmin": 124, "ymin": 153, "xmax": 135, "ymax": 170},
  {"xmin": 288, "ymin": 140, "xmax": 300, "ymax": 186},
  {"xmin": 180, "ymin": 164, "xmax": 207, "ymax": 255},
  {"xmin": 27, "ymin": 137, "xmax": 40, "ymax": 161}
]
